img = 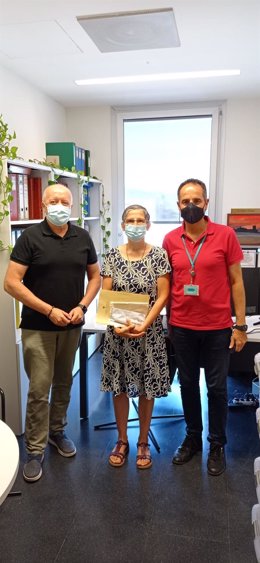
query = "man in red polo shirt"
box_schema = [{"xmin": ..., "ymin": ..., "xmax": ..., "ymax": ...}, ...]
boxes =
[{"xmin": 163, "ymin": 178, "xmax": 247, "ymax": 476}]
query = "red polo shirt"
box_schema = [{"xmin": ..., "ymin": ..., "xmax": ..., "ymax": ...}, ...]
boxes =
[{"xmin": 162, "ymin": 217, "xmax": 243, "ymax": 330}]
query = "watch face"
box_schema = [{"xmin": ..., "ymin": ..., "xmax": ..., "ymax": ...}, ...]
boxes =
[{"xmin": 234, "ymin": 325, "xmax": 248, "ymax": 331}]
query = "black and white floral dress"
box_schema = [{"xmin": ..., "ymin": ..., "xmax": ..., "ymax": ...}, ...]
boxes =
[{"xmin": 100, "ymin": 246, "xmax": 171, "ymax": 399}]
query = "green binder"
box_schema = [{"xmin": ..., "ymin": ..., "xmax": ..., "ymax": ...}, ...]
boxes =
[
  {"xmin": 45, "ymin": 142, "xmax": 76, "ymax": 170},
  {"xmin": 85, "ymin": 149, "xmax": 91, "ymax": 176}
]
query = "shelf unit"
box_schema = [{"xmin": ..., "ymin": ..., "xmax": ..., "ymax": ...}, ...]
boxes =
[
  {"xmin": 0, "ymin": 159, "xmax": 102, "ymax": 434},
  {"xmin": 240, "ymin": 246, "xmax": 260, "ymax": 316}
]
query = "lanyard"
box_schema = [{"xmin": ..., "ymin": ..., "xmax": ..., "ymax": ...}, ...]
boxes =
[{"xmin": 181, "ymin": 234, "xmax": 207, "ymax": 281}]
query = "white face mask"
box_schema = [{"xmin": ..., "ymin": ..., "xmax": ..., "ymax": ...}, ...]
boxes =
[
  {"xmin": 46, "ymin": 204, "xmax": 71, "ymax": 226},
  {"xmin": 125, "ymin": 224, "xmax": 146, "ymax": 241}
]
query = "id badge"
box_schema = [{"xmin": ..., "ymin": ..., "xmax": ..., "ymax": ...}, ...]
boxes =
[{"xmin": 184, "ymin": 284, "xmax": 199, "ymax": 296}]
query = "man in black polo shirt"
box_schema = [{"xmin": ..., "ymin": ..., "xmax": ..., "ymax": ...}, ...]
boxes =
[{"xmin": 4, "ymin": 183, "xmax": 101, "ymax": 482}]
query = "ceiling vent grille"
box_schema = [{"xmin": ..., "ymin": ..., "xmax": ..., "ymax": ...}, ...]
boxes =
[{"xmin": 77, "ymin": 8, "xmax": 180, "ymax": 53}]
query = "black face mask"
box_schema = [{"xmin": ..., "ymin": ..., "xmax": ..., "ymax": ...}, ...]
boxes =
[{"xmin": 180, "ymin": 203, "xmax": 205, "ymax": 224}]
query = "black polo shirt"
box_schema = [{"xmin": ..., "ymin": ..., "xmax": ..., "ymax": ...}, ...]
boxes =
[{"xmin": 10, "ymin": 219, "xmax": 98, "ymax": 331}]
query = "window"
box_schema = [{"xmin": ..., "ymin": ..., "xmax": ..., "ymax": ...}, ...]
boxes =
[{"xmin": 114, "ymin": 106, "xmax": 221, "ymax": 246}]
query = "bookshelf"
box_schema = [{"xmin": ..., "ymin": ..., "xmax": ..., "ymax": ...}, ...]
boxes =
[
  {"xmin": 0, "ymin": 158, "xmax": 102, "ymax": 434},
  {"xmin": 240, "ymin": 247, "xmax": 260, "ymax": 317}
]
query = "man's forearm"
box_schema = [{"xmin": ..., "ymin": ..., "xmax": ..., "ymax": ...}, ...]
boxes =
[
  {"xmin": 80, "ymin": 278, "xmax": 101, "ymax": 309},
  {"xmin": 4, "ymin": 280, "xmax": 52, "ymax": 316},
  {"xmin": 231, "ymin": 280, "xmax": 246, "ymax": 324}
]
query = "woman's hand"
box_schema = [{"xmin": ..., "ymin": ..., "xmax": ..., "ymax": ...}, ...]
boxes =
[{"xmin": 114, "ymin": 320, "xmax": 146, "ymax": 339}]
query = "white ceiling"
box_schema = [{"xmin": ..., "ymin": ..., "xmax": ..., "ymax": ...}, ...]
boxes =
[{"xmin": 1, "ymin": 0, "xmax": 260, "ymax": 108}]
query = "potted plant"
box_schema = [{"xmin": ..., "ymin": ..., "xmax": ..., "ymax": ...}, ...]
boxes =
[
  {"xmin": 100, "ymin": 185, "xmax": 111, "ymax": 257},
  {"xmin": 0, "ymin": 114, "xmax": 18, "ymax": 250}
]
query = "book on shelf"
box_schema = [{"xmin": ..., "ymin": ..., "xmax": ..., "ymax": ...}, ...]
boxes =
[
  {"xmin": 231, "ymin": 208, "xmax": 260, "ymax": 214},
  {"xmin": 28, "ymin": 177, "xmax": 42, "ymax": 219},
  {"xmin": 17, "ymin": 174, "xmax": 25, "ymax": 220},
  {"xmin": 17, "ymin": 174, "xmax": 34, "ymax": 220},
  {"xmin": 81, "ymin": 147, "xmax": 86, "ymax": 175},
  {"xmin": 85, "ymin": 150, "xmax": 91, "ymax": 176},
  {"xmin": 9, "ymin": 173, "xmax": 19, "ymax": 220},
  {"xmin": 8, "ymin": 164, "xmax": 32, "ymax": 221},
  {"xmin": 23, "ymin": 175, "xmax": 29, "ymax": 220},
  {"xmin": 45, "ymin": 141, "xmax": 87, "ymax": 174},
  {"xmin": 82, "ymin": 183, "xmax": 91, "ymax": 217},
  {"xmin": 75, "ymin": 146, "xmax": 85, "ymax": 174},
  {"xmin": 46, "ymin": 142, "xmax": 76, "ymax": 170}
]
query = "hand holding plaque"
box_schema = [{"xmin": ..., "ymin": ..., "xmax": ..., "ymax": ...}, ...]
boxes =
[{"xmin": 96, "ymin": 289, "xmax": 149, "ymax": 327}]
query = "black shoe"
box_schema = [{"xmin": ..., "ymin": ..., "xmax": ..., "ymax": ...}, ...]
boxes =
[
  {"xmin": 23, "ymin": 453, "xmax": 44, "ymax": 482},
  {"xmin": 172, "ymin": 435, "xmax": 202, "ymax": 465},
  {"xmin": 207, "ymin": 444, "xmax": 226, "ymax": 476},
  {"xmin": 48, "ymin": 431, "xmax": 76, "ymax": 457}
]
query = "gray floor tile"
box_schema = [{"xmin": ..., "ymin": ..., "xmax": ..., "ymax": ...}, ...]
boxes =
[{"xmin": 0, "ymin": 353, "xmax": 258, "ymax": 563}]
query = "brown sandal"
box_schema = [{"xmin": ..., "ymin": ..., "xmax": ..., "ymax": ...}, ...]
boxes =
[
  {"xmin": 136, "ymin": 442, "xmax": 152, "ymax": 470},
  {"xmin": 109, "ymin": 440, "xmax": 129, "ymax": 467}
]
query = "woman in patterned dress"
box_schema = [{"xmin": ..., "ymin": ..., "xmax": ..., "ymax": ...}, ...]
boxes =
[{"xmin": 101, "ymin": 204, "xmax": 171, "ymax": 469}]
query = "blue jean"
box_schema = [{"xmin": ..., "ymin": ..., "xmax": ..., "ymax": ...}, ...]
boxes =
[{"xmin": 169, "ymin": 325, "xmax": 232, "ymax": 445}]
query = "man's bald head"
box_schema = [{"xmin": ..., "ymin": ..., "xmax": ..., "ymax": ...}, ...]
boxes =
[{"xmin": 42, "ymin": 183, "xmax": 73, "ymax": 208}]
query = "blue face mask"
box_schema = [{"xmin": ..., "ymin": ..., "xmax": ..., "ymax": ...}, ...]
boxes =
[
  {"xmin": 46, "ymin": 204, "xmax": 71, "ymax": 226},
  {"xmin": 125, "ymin": 224, "xmax": 146, "ymax": 241}
]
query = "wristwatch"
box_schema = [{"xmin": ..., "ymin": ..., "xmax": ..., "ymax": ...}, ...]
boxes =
[
  {"xmin": 78, "ymin": 303, "xmax": 88, "ymax": 315},
  {"xmin": 233, "ymin": 324, "xmax": 248, "ymax": 332}
]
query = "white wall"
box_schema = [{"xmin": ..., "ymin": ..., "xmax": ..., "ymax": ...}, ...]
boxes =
[
  {"xmin": 66, "ymin": 106, "xmax": 113, "ymax": 199},
  {"xmin": 222, "ymin": 98, "xmax": 260, "ymax": 220},
  {"xmin": 0, "ymin": 63, "xmax": 67, "ymax": 161}
]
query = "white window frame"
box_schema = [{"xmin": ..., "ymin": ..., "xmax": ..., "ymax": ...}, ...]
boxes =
[{"xmin": 112, "ymin": 103, "xmax": 224, "ymax": 247}]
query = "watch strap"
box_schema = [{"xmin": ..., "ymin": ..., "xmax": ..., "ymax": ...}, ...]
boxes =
[
  {"xmin": 233, "ymin": 324, "xmax": 248, "ymax": 332},
  {"xmin": 78, "ymin": 303, "xmax": 88, "ymax": 314}
]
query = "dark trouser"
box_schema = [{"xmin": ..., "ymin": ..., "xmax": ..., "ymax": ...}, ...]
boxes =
[{"xmin": 169, "ymin": 326, "xmax": 232, "ymax": 446}]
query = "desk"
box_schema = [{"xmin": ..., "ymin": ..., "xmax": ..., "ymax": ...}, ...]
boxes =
[
  {"xmin": 80, "ymin": 317, "xmax": 105, "ymax": 419},
  {"xmin": 79, "ymin": 315, "xmax": 260, "ymax": 416},
  {"xmin": 0, "ymin": 420, "xmax": 19, "ymax": 505}
]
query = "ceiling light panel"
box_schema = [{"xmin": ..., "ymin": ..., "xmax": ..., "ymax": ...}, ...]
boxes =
[
  {"xmin": 77, "ymin": 8, "xmax": 180, "ymax": 53},
  {"xmin": 75, "ymin": 70, "xmax": 240, "ymax": 86}
]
